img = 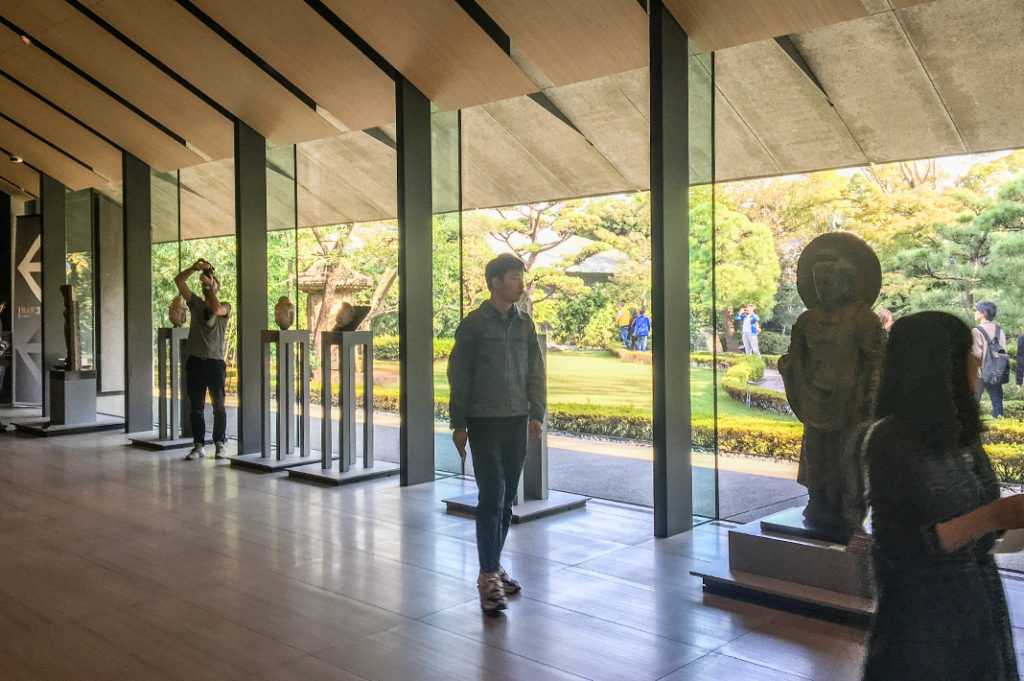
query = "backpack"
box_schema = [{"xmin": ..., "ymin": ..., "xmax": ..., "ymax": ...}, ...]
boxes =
[{"xmin": 977, "ymin": 325, "xmax": 1010, "ymax": 385}]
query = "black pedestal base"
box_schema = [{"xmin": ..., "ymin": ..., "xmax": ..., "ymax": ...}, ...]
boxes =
[
  {"xmin": 443, "ymin": 489, "xmax": 589, "ymax": 523},
  {"xmin": 231, "ymin": 451, "xmax": 323, "ymax": 472},
  {"xmin": 287, "ymin": 459, "xmax": 400, "ymax": 485},
  {"xmin": 129, "ymin": 433, "xmax": 195, "ymax": 451},
  {"xmin": 14, "ymin": 413, "xmax": 125, "ymax": 437}
]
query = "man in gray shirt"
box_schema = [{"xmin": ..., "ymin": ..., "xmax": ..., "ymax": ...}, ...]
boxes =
[
  {"xmin": 448, "ymin": 253, "xmax": 546, "ymax": 613},
  {"xmin": 174, "ymin": 259, "xmax": 232, "ymax": 460}
]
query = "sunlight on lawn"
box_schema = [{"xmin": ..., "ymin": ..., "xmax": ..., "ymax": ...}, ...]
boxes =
[{"xmin": 409, "ymin": 350, "xmax": 797, "ymax": 423}]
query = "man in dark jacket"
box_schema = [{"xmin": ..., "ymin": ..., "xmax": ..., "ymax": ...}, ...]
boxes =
[{"xmin": 448, "ymin": 253, "xmax": 546, "ymax": 613}]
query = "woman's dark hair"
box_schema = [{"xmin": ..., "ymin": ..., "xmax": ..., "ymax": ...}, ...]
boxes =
[
  {"xmin": 484, "ymin": 253, "xmax": 525, "ymax": 291},
  {"xmin": 875, "ymin": 311, "xmax": 982, "ymax": 448}
]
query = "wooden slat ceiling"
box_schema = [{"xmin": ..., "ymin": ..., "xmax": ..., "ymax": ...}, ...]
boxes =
[
  {"xmin": 0, "ymin": 25, "xmax": 204, "ymax": 174},
  {"xmin": 318, "ymin": 0, "xmax": 537, "ymax": 111},
  {"xmin": 0, "ymin": 115, "xmax": 107, "ymax": 189},
  {"xmin": 0, "ymin": 74, "xmax": 121, "ymax": 180},
  {"xmin": 663, "ymin": 0, "xmax": 867, "ymax": 53},
  {"xmin": 0, "ymin": 157, "xmax": 41, "ymax": 198},
  {"xmin": 187, "ymin": 0, "xmax": 395, "ymax": 132},
  {"xmin": 474, "ymin": 0, "xmax": 648, "ymax": 87},
  {"xmin": 1, "ymin": 0, "xmax": 235, "ymax": 162},
  {"xmin": 83, "ymin": 0, "xmax": 340, "ymax": 145}
]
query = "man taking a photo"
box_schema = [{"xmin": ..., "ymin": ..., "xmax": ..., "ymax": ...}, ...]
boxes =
[{"xmin": 174, "ymin": 259, "xmax": 232, "ymax": 460}]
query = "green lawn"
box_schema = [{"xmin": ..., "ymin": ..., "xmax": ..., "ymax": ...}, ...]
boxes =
[{"xmin": 379, "ymin": 349, "xmax": 797, "ymax": 423}]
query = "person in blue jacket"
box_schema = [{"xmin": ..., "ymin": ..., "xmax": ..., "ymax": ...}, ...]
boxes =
[
  {"xmin": 735, "ymin": 304, "xmax": 761, "ymax": 357},
  {"xmin": 632, "ymin": 309, "xmax": 651, "ymax": 352}
]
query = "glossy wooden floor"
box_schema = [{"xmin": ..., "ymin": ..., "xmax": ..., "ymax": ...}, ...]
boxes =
[{"xmin": 2, "ymin": 428, "xmax": 1022, "ymax": 681}]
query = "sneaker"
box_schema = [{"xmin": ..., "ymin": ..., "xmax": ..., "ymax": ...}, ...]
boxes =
[
  {"xmin": 214, "ymin": 442, "xmax": 229, "ymax": 459},
  {"xmin": 185, "ymin": 445, "xmax": 205, "ymax": 461},
  {"xmin": 477, "ymin": 572, "xmax": 507, "ymax": 612},
  {"xmin": 497, "ymin": 566, "xmax": 521, "ymax": 595}
]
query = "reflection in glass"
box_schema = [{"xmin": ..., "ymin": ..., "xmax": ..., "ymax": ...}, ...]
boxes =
[{"xmin": 65, "ymin": 189, "xmax": 93, "ymax": 369}]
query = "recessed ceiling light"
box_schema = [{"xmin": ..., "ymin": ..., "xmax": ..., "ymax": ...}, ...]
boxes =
[{"xmin": 20, "ymin": 35, "xmax": 31, "ymax": 46}]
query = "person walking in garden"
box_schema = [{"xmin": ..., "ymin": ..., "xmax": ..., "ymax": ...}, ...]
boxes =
[
  {"xmin": 615, "ymin": 302, "xmax": 632, "ymax": 350},
  {"xmin": 735, "ymin": 304, "xmax": 761, "ymax": 357},
  {"xmin": 971, "ymin": 301, "xmax": 1008, "ymax": 418},
  {"xmin": 632, "ymin": 309, "xmax": 652, "ymax": 352},
  {"xmin": 448, "ymin": 253, "xmax": 546, "ymax": 613},
  {"xmin": 174, "ymin": 258, "xmax": 232, "ymax": 460}
]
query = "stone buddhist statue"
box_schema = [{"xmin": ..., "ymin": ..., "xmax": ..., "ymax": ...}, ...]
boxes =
[
  {"xmin": 778, "ymin": 232, "xmax": 886, "ymax": 541},
  {"xmin": 168, "ymin": 295, "xmax": 188, "ymax": 328},
  {"xmin": 274, "ymin": 296, "xmax": 295, "ymax": 330},
  {"xmin": 60, "ymin": 284, "xmax": 81, "ymax": 372}
]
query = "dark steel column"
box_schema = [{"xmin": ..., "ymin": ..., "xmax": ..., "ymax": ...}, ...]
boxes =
[
  {"xmin": 122, "ymin": 153, "xmax": 153, "ymax": 433},
  {"xmin": 234, "ymin": 121, "xmax": 267, "ymax": 455},
  {"xmin": 40, "ymin": 174, "xmax": 66, "ymax": 417},
  {"xmin": 651, "ymin": 0, "xmax": 693, "ymax": 537},
  {"xmin": 396, "ymin": 76, "xmax": 435, "ymax": 486},
  {"xmin": 0, "ymin": 192, "xmax": 10, "ymax": 404}
]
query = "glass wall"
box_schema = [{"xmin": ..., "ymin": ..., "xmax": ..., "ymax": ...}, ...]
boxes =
[{"xmin": 65, "ymin": 189, "xmax": 93, "ymax": 370}]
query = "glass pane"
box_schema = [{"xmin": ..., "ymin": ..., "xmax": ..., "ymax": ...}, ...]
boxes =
[
  {"xmin": 65, "ymin": 189, "xmax": 93, "ymax": 370},
  {"xmin": 689, "ymin": 42, "xmax": 716, "ymax": 520},
  {"xmin": 432, "ymin": 107, "xmax": 462, "ymax": 475}
]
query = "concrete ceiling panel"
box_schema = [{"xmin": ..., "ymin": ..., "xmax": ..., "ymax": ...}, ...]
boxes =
[
  {"xmin": 297, "ymin": 133, "xmax": 397, "ymax": 228},
  {"xmin": 479, "ymin": 97, "xmax": 634, "ymax": 199},
  {"xmin": 544, "ymin": 69, "xmax": 651, "ymax": 189},
  {"xmin": 474, "ymin": 0, "xmax": 648, "ymax": 87},
  {"xmin": 179, "ymin": 158, "xmax": 234, "ymax": 240},
  {"xmin": 897, "ymin": 0, "xmax": 1024, "ymax": 152},
  {"xmin": 792, "ymin": 12, "xmax": 965, "ymax": 163},
  {"xmin": 460, "ymin": 106, "xmax": 571, "ymax": 210},
  {"xmin": 714, "ymin": 92, "xmax": 782, "ymax": 181},
  {"xmin": 715, "ymin": 40, "xmax": 866, "ymax": 173}
]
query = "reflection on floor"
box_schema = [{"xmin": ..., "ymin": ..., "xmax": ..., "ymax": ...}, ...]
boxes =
[{"xmin": 2, "ymin": 425, "xmax": 1023, "ymax": 680}]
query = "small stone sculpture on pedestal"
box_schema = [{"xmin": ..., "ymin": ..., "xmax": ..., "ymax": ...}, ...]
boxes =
[
  {"xmin": 168, "ymin": 295, "xmax": 188, "ymax": 328},
  {"xmin": 778, "ymin": 232, "xmax": 886, "ymax": 542},
  {"xmin": 333, "ymin": 302, "xmax": 355, "ymax": 332},
  {"xmin": 60, "ymin": 284, "xmax": 81, "ymax": 371},
  {"xmin": 274, "ymin": 296, "xmax": 295, "ymax": 330}
]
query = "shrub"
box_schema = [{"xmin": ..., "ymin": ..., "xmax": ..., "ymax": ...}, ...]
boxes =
[
  {"xmin": 611, "ymin": 348, "xmax": 652, "ymax": 364},
  {"xmin": 373, "ymin": 335, "xmax": 454, "ymax": 361},
  {"xmin": 985, "ymin": 443, "xmax": 1024, "ymax": 485},
  {"xmin": 757, "ymin": 331, "xmax": 790, "ymax": 355}
]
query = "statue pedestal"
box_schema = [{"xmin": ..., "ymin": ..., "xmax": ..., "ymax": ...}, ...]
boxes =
[
  {"xmin": 131, "ymin": 327, "xmax": 192, "ymax": 450},
  {"xmin": 691, "ymin": 506, "xmax": 875, "ymax": 623},
  {"xmin": 288, "ymin": 331, "xmax": 399, "ymax": 485},
  {"xmin": 14, "ymin": 370, "xmax": 123, "ymax": 436},
  {"xmin": 50, "ymin": 369, "xmax": 97, "ymax": 425},
  {"xmin": 232, "ymin": 330, "xmax": 319, "ymax": 471},
  {"xmin": 442, "ymin": 335, "xmax": 588, "ymax": 522}
]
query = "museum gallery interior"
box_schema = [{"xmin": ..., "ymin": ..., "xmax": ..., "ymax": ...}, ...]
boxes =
[{"xmin": 0, "ymin": 0, "xmax": 1023, "ymax": 679}]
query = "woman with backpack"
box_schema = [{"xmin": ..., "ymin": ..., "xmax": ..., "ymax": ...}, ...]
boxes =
[{"xmin": 971, "ymin": 301, "xmax": 1009, "ymax": 418}]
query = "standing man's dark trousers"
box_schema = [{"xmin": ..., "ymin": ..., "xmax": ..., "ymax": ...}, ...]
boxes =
[
  {"xmin": 977, "ymin": 381, "xmax": 1004, "ymax": 418},
  {"xmin": 186, "ymin": 355, "xmax": 227, "ymax": 444},
  {"xmin": 468, "ymin": 416, "xmax": 528, "ymax": 573}
]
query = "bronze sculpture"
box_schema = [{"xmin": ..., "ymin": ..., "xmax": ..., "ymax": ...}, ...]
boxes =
[{"xmin": 60, "ymin": 284, "xmax": 81, "ymax": 371}]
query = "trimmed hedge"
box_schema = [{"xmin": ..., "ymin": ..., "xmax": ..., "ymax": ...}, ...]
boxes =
[
  {"xmin": 718, "ymin": 355, "xmax": 793, "ymax": 415},
  {"xmin": 611, "ymin": 347, "xmax": 652, "ymax": 364},
  {"xmin": 984, "ymin": 443, "xmax": 1024, "ymax": 485},
  {"xmin": 373, "ymin": 335, "xmax": 455, "ymax": 361}
]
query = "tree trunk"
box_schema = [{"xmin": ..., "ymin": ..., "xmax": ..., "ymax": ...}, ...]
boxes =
[
  {"xmin": 723, "ymin": 307, "xmax": 739, "ymax": 353},
  {"xmin": 313, "ymin": 263, "xmax": 344, "ymax": 359}
]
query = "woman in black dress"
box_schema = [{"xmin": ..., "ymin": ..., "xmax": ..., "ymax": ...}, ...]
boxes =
[{"xmin": 863, "ymin": 311, "xmax": 1023, "ymax": 681}]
